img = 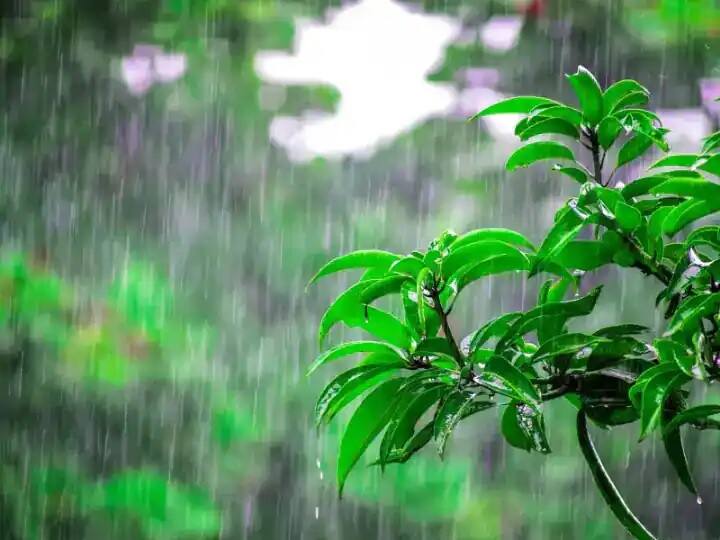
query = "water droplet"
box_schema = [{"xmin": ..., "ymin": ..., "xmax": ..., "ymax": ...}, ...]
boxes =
[{"xmin": 697, "ymin": 496, "xmax": 703, "ymax": 505}]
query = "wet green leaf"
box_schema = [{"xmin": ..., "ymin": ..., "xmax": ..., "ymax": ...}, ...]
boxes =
[
  {"xmin": 308, "ymin": 341, "xmax": 404, "ymax": 376},
  {"xmin": 614, "ymin": 201, "xmax": 643, "ymax": 232},
  {"xmin": 576, "ymin": 412, "xmax": 657, "ymax": 540},
  {"xmin": 650, "ymin": 154, "xmax": 699, "ymax": 169},
  {"xmin": 552, "ymin": 164, "xmax": 588, "ymax": 184},
  {"xmin": 663, "ymin": 405, "xmax": 720, "ymax": 434},
  {"xmin": 506, "ymin": 141, "xmax": 575, "ymax": 171},
  {"xmin": 566, "ymin": 66, "xmax": 604, "ymax": 125},
  {"xmin": 450, "ymin": 228, "xmax": 535, "ymax": 252},
  {"xmin": 315, "ymin": 364, "xmax": 404, "ymax": 426},
  {"xmin": 616, "ymin": 133, "xmax": 652, "ymax": 169},
  {"xmin": 519, "ymin": 118, "xmax": 579, "ymax": 140},
  {"xmin": 308, "ymin": 250, "xmax": 400, "ymax": 286},
  {"xmin": 480, "ymin": 355, "xmax": 541, "ymax": 409},
  {"xmin": 434, "ymin": 390, "xmax": 483, "ymax": 457},
  {"xmin": 662, "ymin": 412, "xmax": 698, "ymax": 497},
  {"xmin": 603, "ymin": 79, "xmax": 649, "ymax": 113},
  {"xmin": 338, "ymin": 378, "xmax": 405, "ymax": 496},
  {"xmin": 471, "ymin": 96, "xmax": 559, "ymax": 118}
]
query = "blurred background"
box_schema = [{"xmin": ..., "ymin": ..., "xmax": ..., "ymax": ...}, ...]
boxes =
[{"xmin": 1, "ymin": 0, "xmax": 720, "ymax": 538}]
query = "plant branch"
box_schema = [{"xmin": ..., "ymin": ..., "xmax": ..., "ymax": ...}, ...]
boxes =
[{"xmin": 430, "ymin": 288, "xmax": 465, "ymax": 368}]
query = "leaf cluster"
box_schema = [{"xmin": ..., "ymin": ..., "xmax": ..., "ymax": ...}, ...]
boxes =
[{"xmin": 310, "ymin": 66, "xmax": 720, "ymax": 539}]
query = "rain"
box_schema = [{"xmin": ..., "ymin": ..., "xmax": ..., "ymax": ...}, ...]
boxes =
[{"xmin": 1, "ymin": 0, "xmax": 720, "ymax": 539}]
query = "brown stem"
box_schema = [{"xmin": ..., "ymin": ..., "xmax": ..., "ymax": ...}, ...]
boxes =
[{"xmin": 430, "ymin": 288, "xmax": 464, "ymax": 368}]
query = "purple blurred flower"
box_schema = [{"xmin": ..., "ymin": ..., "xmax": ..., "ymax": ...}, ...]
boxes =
[
  {"xmin": 120, "ymin": 44, "xmax": 188, "ymax": 96},
  {"xmin": 699, "ymin": 78, "xmax": 720, "ymax": 119}
]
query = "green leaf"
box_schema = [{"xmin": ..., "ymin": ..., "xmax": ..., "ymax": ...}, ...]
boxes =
[
  {"xmin": 662, "ymin": 412, "xmax": 698, "ymax": 497},
  {"xmin": 603, "ymin": 79, "xmax": 649, "ymax": 113},
  {"xmin": 651, "ymin": 176, "xmax": 720, "ymax": 201},
  {"xmin": 531, "ymin": 204, "xmax": 588, "ymax": 275},
  {"xmin": 315, "ymin": 364, "xmax": 404, "ymax": 426},
  {"xmin": 611, "ymin": 91, "xmax": 650, "ymax": 112},
  {"xmin": 415, "ymin": 268, "xmax": 431, "ymax": 335},
  {"xmin": 519, "ymin": 118, "xmax": 579, "ymax": 140},
  {"xmin": 307, "ymin": 341, "xmax": 404, "ymax": 376},
  {"xmin": 449, "ymin": 253, "xmax": 531, "ymax": 292},
  {"xmin": 566, "ymin": 66, "xmax": 604, "ymax": 125},
  {"xmin": 379, "ymin": 384, "xmax": 445, "ymax": 467},
  {"xmin": 309, "ymin": 250, "xmax": 400, "ymax": 286},
  {"xmin": 506, "ymin": 141, "xmax": 575, "ymax": 171},
  {"xmin": 620, "ymin": 175, "xmax": 670, "ymax": 199},
  {"xmin": 389, "ymin": 256, "xmax": 426, "ymax": 278},
  {"xmin": 471, "ymin": 96, "xmax": 559, "ymax": 118},
  {"xmin": 501, "ymin": 402, "xmax": 551, "ymax": 453},
  {"xmin": 319, "ymin": 281, "xmax": 414, "ymax": 347},
  {"xmin": 650, "ymin": 154, "xmax": 700, "ymax": 169},
  {"xmin": 501, "ymin": 403, "xmax": 531, "ymax": 451},
  {"xmin": 614, "ymin": 201, "xmax": 643, "ymax": 232},
  {"xmin": 597, "ymin": 116, "xmax": 623, "ymax": 149},
  {"xmin": 663, "ymin": 405, "xmax": 720, "ymax": 434},
  {"xmin": 616, "ymin": 133, "xmax": 652, "ymax": 169},
  {"xmin": 337, "ymin": 378, "xmax": 405, "ymax": 496},
  {"xmin": 359, "ymin": 275, "xmax": 411, "ymax": 305},
  {"xmin": 480, "ymin": 355, "xmax": 541, "ymax": 410},
  {"xmin": 496, "ymin": 287, "xmax": 603, "ymax": 351},
  {"xmin": 666, "ymin": 292, "xmax": 720, "ymax": 337},
  {"xmin": 469, "ymin": 312, "xmax": 523, "ymax": 352},
  {"xmin": 450, "ymin": 228, "xmax": 535, "ymax": 252},
  {"xmin": 531, "ymin": 333, "xmax": 607, "ymax": 365},
  {"xmin": 434, "ymin": 390, "xmax": 483, "ymax": 457},
  {"xmin": 662, "ymin": 199, "xmax": 720, "ymax": 236},
  {"xmin": 698, "ymin": 154, "xmax": 720, "ymax": 176},
  {"xmin": 594, "ymin": 324, "xmax": 649, "ymax": 338},
  {"xmin": 702, "ymin": 131, "xmax": 720, "ymax": 153},
  {"xmin": 639, "ymin": 369, "xmax": 688, "ymax": 440},
  {"xmin": 552, "ymin": 164, "xmax": 588, "ymax": 184},
  {"xmin": 531, "ymin": 104, "xmax": 583, "ymax": 126},
  {"xmin": 576, "ymin": 412, "xmax": 657, "ymax": 540},
  {"xmin": 553, "ymin": 240, "xmax": 614, "ymax": 271},
  {"xmin": 442, "ymin": 241, "xmax": 529, "ymax": 278}
]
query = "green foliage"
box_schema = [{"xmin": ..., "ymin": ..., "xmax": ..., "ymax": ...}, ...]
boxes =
[{"xmin": 310, "ymin": 66, "xmax": 720, "ymax": 539}]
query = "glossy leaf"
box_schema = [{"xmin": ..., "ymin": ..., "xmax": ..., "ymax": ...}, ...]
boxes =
[
  {"xmin": 598, "ymin": 116, "xmax": 623, "ymax": 149},
  {"xmin": 639, "ymin": 369, "xmax": 688, "ymax": 440},
  {"xmin": 469, "ymin": 312, "xmax": 523, "ymax": 352},
  {"xmin": 662, "ymin": 199, "xmax": 719, "ymax": 236},
  {"xmin": 532, "ymin": 104, "xmax": 583, "ymax": 126},
  {"xmin": 471, "ymin": 96, "xmax": 559, "ymax": 118},
  {"xmin": 308, "ymin": 341, "xmax": 404, "ymax": 376},
  {"xmin": 651, "ymin": 176, "xmax": 720, "ymax": 201},
  {"xmin": 495, "ymin": 287, "xmax": 602, "ymax": 351},
  {"xmin": 662, "ymin": 412, "xmax": 698, "ymax": 497},
  {"xmin": 434, "ymin": 390, "xmax": 481, "ymax": 457},
  {"xmin": 650, "ymin": 154, "xmax": 700, "ymax": 169},
  {"xmin": 308, "ymin": 250, "xmax": 400, "ymax": 286},
  {"xmin": 577, "ymin": 411, "xmax": 658, "ymax": 540},
  {"xmin": 554, "ymin": 240, "xmax": 614, "ymax": 271},
  {"xmin": 450, "ymin": 228, "xmax": 535, "ymax": 252},
  {"xmin": 480, "ymin": 355, "xmax": 541, "ymax": 409},
  {"xmin": 698, "ymin": 154, "xmax": 720, "ymax": 176},
  {"xmin": 603, "ymin": 79, "xmax": 649, "ymax": 113},
  {"xmin": 616, "ymin": 133, "xmax": 652, "ymax": 169},
  {"xmin": 552, "ymin": 164, "xmax": 588, "ymax": 184},
  {"xmin": 442, "ymin": 241, "xmax": 528, "ymax": 278},
  {"xmin": 663, "ymin": 405, "xmax": 720, "ymax": 434},
  {"xmin": 380, "ymin": 385, "xmax": 445, "ymax": 467},
  {"xmin": 315, "ymin": 364, "xmax": 404, "ymax": 426},
  {"xmin": 614, "ymin": 201, "xmax": 643, "ymax": 232},
  {"xmin": 359, "ymin": 274, "xmax": 411, "ymax": 305},
  {"xmin": 506, "ymin": 141, "xmax": 575, "ymax": 171},
  {"xmin": 337, "ymin": 378, "xmax": 405, "ymax": 495},
  {"xmin": 566, "ymin": 66, "xmax": 604, "ymax": 125},
  {"xmin": 519, "ymin": 118, "xmax": 579, "ymax": 140},
  {"xmin": 531, "ymin": 204, "xmax": 588, "ymax": 275}
]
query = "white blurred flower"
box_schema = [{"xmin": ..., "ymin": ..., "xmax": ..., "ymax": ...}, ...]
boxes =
[{"xmin": 120, "ymin": 44, "xmax": 188, "ymax": 96}]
